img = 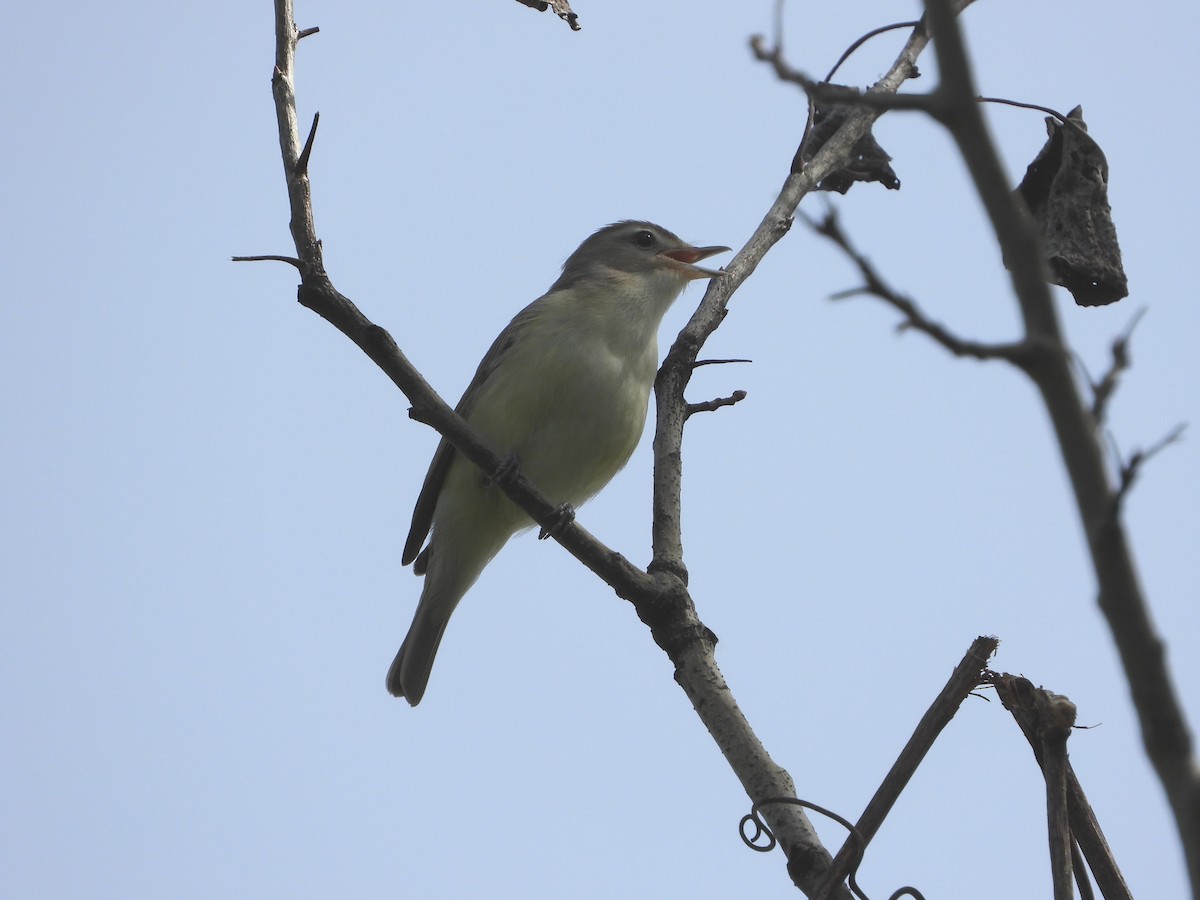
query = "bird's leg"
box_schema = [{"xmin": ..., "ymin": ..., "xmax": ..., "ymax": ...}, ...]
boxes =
[{"xmin": 538, "ymin": 503, "xmax": 576, "ymax": 540}]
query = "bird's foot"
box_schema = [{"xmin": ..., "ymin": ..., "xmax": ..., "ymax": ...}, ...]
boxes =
[
  {"xmin": 538, "ymin": 503, "xmax": 576, "ymax": 540},
  {"xmin": 486, "ymin": 453, "xmax": 521, "ymax": 488}
]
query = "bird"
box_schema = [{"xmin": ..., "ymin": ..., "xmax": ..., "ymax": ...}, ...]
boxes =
[{"xmin": 387, "ymin": 220, "xmax": 730, "ymax": 705}]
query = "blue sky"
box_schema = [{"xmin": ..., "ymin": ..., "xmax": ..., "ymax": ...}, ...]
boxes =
[{"xmin": 3, "ymin": 1, "xmax": 1197, "ymax": 897}]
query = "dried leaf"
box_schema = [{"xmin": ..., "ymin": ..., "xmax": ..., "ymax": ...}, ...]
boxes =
[
  {"xmin": 793, "ymin": 93, "xmax": 900, "ymax": 193},
  {"xmin": 513, "ymin": 0, "xmax": 580, "ymax": 31},
  {"xmin": 1015, "ymin": 106, "xmax": 1128, "ymax": 307}
]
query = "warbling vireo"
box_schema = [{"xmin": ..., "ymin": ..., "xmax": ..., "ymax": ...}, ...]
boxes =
[{"xmin": 387, "ymin": 220, "xmax": 729, "ymax": 705}]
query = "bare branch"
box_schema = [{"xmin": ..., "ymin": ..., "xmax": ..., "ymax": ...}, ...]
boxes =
[
  {"xmin": 658, "ymin": 13, "xmax": 938, "ymax": 573},
  {"xmin": 778, "ymin": 2, "xmax": 1195, "ymax": 877},
  {"xmin": 749, "ymin": 23, "xmax": 924, "ymax": 94},
  {"xmin": 806, "ymin": 209, "xmax": 1030, "ymax": 365},
  {"xmin": 991, "ymin": 674, "xmax": 1133, "ymax": 900},
  {"xmin": 914, "ymin": 4, "xmax": 1199, "ymax": 883},
  {"xmin": 1111, "ymin": 423, "xmax": 1187, "ymax": 515},
  {"xmin": 748, "ymin": 33, "xmax": 808, "ymax": 89},
  {"xmin": 806, "ymin": 80, "xmax": 941, "ymax": 115},
  {"xmin": 1088, "ymin": 308, "xmax": 1146, "ymax": 426},
  {"xmin": 751, "ymin": 2, "xmax": 976, "ymax": 176},
  {"xmin": 814, "ymin": 637, "xmax": 998, "ymax": 899},
  {"xmin": 651, "ymin": 18, "xmax": 956, "ymax": 892},
  {"xmin": 1041, "ymin": 694, "xmax": 1078, "ymax": 900},
  {"xmin": 685, "ymin": 390, "xmax": 747, "ymax": 419}
]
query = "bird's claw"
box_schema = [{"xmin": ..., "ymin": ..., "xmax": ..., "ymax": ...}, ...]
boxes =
[
  {"xmin": 538, "ymin": 503, "xmax": 576, "ymax": 540},
  {"xmin": 486, "ymin": 453, "xmax": 521, "ymax": 488}
]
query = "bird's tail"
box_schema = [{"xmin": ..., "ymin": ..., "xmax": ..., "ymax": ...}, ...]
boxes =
[
  {"xmin": 389, "ymin": 476, "xmax": 529, "ymax": 705},
  {"xmin": 387, "ymin": 524, "xmax": 511, "ymax": 705},
  {"xmin": 386, "ymin": 598, "xmax": 452, "ymax": 706}
]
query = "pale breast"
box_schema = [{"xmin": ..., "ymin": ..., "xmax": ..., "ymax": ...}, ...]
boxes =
[{"xmin": 466, "ymin": 326, "xmax": 656, "ymax": 507}]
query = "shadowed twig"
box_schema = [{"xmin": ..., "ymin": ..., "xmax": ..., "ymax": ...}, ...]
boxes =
[{"xmin": 806, "ymin": 209, "xmax": 1030, "ymax": 365}]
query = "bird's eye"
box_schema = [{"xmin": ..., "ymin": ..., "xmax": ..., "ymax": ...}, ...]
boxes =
[{"xmin": 631, "ymin": 229, "xmax": 656, "ymax": 249}]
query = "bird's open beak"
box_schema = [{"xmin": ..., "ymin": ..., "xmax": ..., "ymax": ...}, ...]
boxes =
[{"xmin": 661, "ymin": 244, "xmax": 732, "ymax": 280}]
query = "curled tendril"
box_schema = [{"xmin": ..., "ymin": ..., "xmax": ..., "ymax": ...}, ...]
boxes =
[
  {"xmin": 824, "ymin": 20, "xmax": 922, "ymax": 82},
  {"xmin": 738, "ymin": 797, "xmax": 925, "ymax": 900},
  {"xmin": 739, "ymin": 808, "xmax": 777, "ymax": 852}
]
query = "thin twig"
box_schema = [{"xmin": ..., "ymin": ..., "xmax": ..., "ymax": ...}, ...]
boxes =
[
  {"xmin": 806, "ymin": 209, "xmax": 1030, "ymax": 365},
  {"xmin": 1088, "ymin": 308, "xmax": 1146, "ymax": 426},
  {"xmin": 748, "ymin": 33, "xmax": 807, "ymax": 89},
  {"xmin": 685, "ymin": 390, "xmax": 747, "ymax": 419},
  {"xmin": 1111, "ymin": 423, "xmax": 1187, "ymax": 515},
  {"xmin": 231, "ymin": 254, "xmax": 303, "ymax": 268}
]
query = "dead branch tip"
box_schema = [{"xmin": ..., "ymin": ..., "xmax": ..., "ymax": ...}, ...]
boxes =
[
  {"xmin": 685, "ymin": 390, "xmax": 747, "ymax": 419},
  {"xmin": 231, "ymin": 254, "xmax": 303, "ymax": 270},
  {"xmin": 296, "ymin": 112, "xmax": 320, "ymax": 177},
  {"xmin": 1111, "ymin": 423, "xmax": 1187, "ymax": 514}
]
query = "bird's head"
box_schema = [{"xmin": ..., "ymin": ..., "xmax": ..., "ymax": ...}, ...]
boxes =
[{"xmin": 551, "ymin": 221, "xmax": 730, "ymax": 293}]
